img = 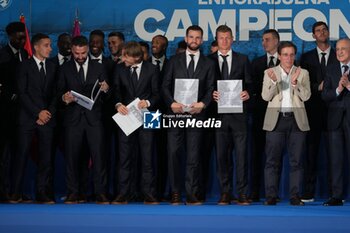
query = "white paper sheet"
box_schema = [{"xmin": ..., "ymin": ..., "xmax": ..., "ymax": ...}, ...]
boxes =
[
  {"xmin": 112, "ymin": 98, "xmax": 148, "ymax": 136},
  {"xmin": 217, "ymin": 80, "xmax": 243, "ymax": 113}
]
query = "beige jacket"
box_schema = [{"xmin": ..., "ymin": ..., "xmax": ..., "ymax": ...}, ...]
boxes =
[{"xmin": 261, "ymin": 65, "xmax": 311, "ymax": 131}]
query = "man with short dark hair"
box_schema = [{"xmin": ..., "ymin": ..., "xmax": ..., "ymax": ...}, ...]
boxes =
[
  {"xmin": 300, "ymin": 21, "xmax": 337, "ymax": 202},
  {"xmin": 262, "ymin": 41, "xmax": 311, "ymax": 206},
  {"xmin": 10, "ymin": 33, "xmax": 57, "ymax": 204},
  {"xmin": 108, "ymin": 32, "xmax": 125, "ymax": 63},
  {"xmin": 149, "ymin": 34, "xmax": 169, "ymax": 200},
  {"xmin": 250, "ymin": 29, "xmax": 280, "ymax": 202},
  {"xmin": 0, "ymin": 21, "xmax": 28, "ymax": 202},
  {"xmin": 162, "ymin": 25, "xmax": 215, "ymax": 205},
  {"xmin": 58, "ymin": 35, "xmax": 110, "ymax": 204},
  {"xmin": 49, "ymin": 33, "xmax": 72, "ymax": 66}
]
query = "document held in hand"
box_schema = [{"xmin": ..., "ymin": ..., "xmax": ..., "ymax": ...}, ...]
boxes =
[
  {"xmin": 112, "ymin": 98, "xmax": 148, "ymax": 136},
  {"xmin": 174, "ymin": 78, "xmax": 199, "ymax": 112},
  {"xmin": 71, "ymin": 79, "xmax": 102, "ymax": 110},
  {"xmin": 217, "ymin": 80, "xmax": 243, "ymax": 113}
]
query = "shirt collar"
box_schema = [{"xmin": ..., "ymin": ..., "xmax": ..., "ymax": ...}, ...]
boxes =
[
  {"xmin": 218, "ymin": 49, "xmax": 232, "ymax": 58},
  {"xmin": 267, "ymin": 52, "xmax": 278, "ymax": 59},
  {"xmin": 131, "ymin": 61, "xmax": 143, "ymax": 69},
  {"xmin": 90, "ymin": 53, "xmax": 103, "ymax": 62},
  {"xmin": 316, "ymin": 46, "xmax": 331, "ymax": 55},
  {"xmin": 74, "ymin": 56, "xmax": 89, "ymax": 67},
  {"xmin": 279, "ymin": 65, "xmax": 295, "ymax": 76},
  {"xmin": 8, "ymin": 42, "xmax": 19, "ymax": 55},
  {"xmin": 152, "ymin": 55, "xmax": 165, "ymax": 64},
  {"xmin": 33, "ymin": 55, "xmax": 45, "ymax": 66},
  {"xmin": 186, "ymin": 49, "xmax": 200, "ymax": 58},
  {"xmin": 58, "ymin": 53, "xmax": 71, "ymax": 61}
]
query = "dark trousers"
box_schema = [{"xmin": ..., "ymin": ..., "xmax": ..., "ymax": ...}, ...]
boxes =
[
  {"xmin": 0, "ymin": 100, "xmax": 17, "ymax": 197},
  {"xmin": 328, "ymin": 116, "xmax": 350, "ymax": 199},
  {"xmin": 168, "ymin": 127, "xmax": 203, "ymax": 197},
  {"xmin": 264, "ymin": 114, "xmax": 306, "ymax": 198},
  {"xmin": 117, "ymin": 128, "xmax": 156, "ymax": 198},
  {"xmin": 64, "ymin": 117, "xmax": 107, "ymax": 195},
  {"xmin": 155, "ymin": 128, "xmax": 168, "ymax": 199},
  {"xmin": 13, "ymin": 124, "xmax": 54, "ymax": 196},
  {"xmin": 251, "ymin": 108, "xmax": 266, "ymax": 198},
  {"xmin": 215, "ymin": 114, "xmax": 248, "ymax": 195}
]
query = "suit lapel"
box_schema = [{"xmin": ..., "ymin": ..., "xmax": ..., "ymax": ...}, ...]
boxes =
[
  {"xmin": 136, "ymin": 63, "xmax": 147, "ymax": 95},
  {"xmin": 29, "ymin": 58, "xmax": 44, "ymax": 89},
  {"xmin": 193, "ymin": 53, "xmax": 204, "ymax": 78},
  {"xmin": 179, "ymin": 53, "xmax": 188, "ymax": 79},
  {"xmin": 229, "ymin": 51, "xmax": 237, "ymax": 78},
  {"xmin": 124, "ymin": 65, "xmax": 136, "ymax": 97},
  {"xmin": 68, "ymin": 60, "xmax": 82, "ymax": 85},
  {"xmin": 273, "ymin": 66, "xmax": 283, "ymax": 101}
]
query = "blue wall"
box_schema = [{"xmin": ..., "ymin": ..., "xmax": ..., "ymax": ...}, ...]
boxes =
[{"xmin": 1, "ymin": 0, "xmax": 350, "ymax": 59}]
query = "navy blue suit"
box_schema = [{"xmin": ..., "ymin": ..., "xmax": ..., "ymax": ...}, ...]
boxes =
[
  {"xmin": 14, "ymin": 58, "xmax": 58, "ymax": 197},
  {"xmin": 57, "ymin": 58, "xmax": 108, "ymax": 196}
]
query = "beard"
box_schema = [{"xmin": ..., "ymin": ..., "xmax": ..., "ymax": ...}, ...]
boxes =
[
  {"xmin": 75, "ymin": 57, "xmax": 87, "ymax": 65},
  {"xmin": 187, "ymin": 42, "xmax": 200, "ymax": 51}
]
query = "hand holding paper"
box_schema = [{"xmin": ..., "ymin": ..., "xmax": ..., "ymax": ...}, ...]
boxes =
[{"xmin": 63, "ymin": 91, "xmax": 75, "ymax": 104}]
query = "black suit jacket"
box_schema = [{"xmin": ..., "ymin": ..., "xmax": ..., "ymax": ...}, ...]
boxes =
[
  {"xmin": 16, "ymin": 58, "xmax": 58, "ymax": 127},
  {"xmin": 148, "ymin": 56, "xmax": 168, "ymax": 84},
  {"xmin": 300, "ymin": 48, "xmax": 337, "ymax": 128},
  {"xmin": 322, "ymin": 62, "xmax": 350, "ymax": 130},
  {"xmin": 57, "ymin": 59, "xmax": 107, "ymax": 127},
  {"xmin": 208, "ymin": 51, "xmax": 253, "ymax": 114},
  {"xmin": 300, "ymin": 48, "xmax": 337, "ymax": 101},
  {"xmin": 162, "ymin": 52, "xmax": 215, "ymax": 115},
  {"xmin": 48, "ymin": 55, "xmax": 60, "ymax": 67},
  {"xmin": 114, "ymin": 61, "xmax": 160, "ymax": 111},
  {"xmin": 0, "ymin": 45, "xmax": 28, "ymax": 103}
]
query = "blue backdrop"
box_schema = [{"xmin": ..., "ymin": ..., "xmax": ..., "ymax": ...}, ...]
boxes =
[{"xmin": 1, "ymin": 0, "xmax": 350, "ymax": 58}]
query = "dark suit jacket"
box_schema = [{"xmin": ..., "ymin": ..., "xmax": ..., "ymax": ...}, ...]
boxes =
[
  {"xmin": 57, "ymin": 59, "xmax": 107, "ymax": 127},
  {"xmin": 208, "ymin": 51, "xmax": 253, "ymax": 114},
  {"xmin": 114, "ymin": 61, "xmax": 160, "ymax": 111},
  {"xmin": 148, "ymin": 56, "xmax": 168, "ymax": 84},
  {"xmin": 300, "ymin": 48, "xmax": 337, "ymax": 96},
  {"xmin": 300, "ymin": 48, "xmax": 337, "ymax": 128},
  {"xmin": 16, "ymin": 58, "xmax": 58, "ymax": 127},
  {"xmin": 162, "ymin": 52, "xmax": 215, "ymax": 115},
  {"xmin": 0, "ymin": 45, "xmax": 28, "ymax": 103},
  {"xmin": 48, "ymin": 55, "xmax": 60, "ymax": 67},
  {"xmin": 322, "ymin": 62, "xmax": 350, "ymax": 130}
]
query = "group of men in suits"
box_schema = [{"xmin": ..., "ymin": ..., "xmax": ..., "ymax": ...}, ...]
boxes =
[{"xmin": 0, "ymin": 20, "xmax": 349, "ymax": 206}]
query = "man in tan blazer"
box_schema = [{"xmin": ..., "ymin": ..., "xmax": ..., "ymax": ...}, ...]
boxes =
[{"xmin": 262, "ymin": 41, "xmax": 311, "ymax": 206}]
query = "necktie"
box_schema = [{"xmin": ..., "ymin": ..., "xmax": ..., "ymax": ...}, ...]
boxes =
[
  {"xmin": 39, "ymin": 61, "xmax": 46, "ymax": 82},
  {"xmin": 268, "ymin": 56, "xmax": 275, "ymax": 68},
  {"xmin": 220, "ymin": 54, "xmax": 229, "ymax": 80},
  {"xmin": 14, "ymin": 52, "xmax": 20, "ymax": 62},
  {"xmin": 187, "ymin": 54, "xmax": 195, "ymax": 78},
  {"xmin": 79, "ymin": 64, "xmax": 85, "ymax": 83},
  {"xmin": 155, "ymin": 59, "xmax": 161, "ymax": 72},
  {"xmin": 320, "ymin": 52, "xmax": 326, "ymax": 75},
  {"xmin": 320, "ymin": 52, "xmax": 326, "ymax": 67},
  {"xmin": 63, "ymin": 57, "xmax": 69, "ymax": 64},
  {"xmin": 131, "ymin": 66, "xmax": 138, "ymax": 90},
  {"xmin": 343, "ymin": 65, "xmax": 349, "ymax": 76}
]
